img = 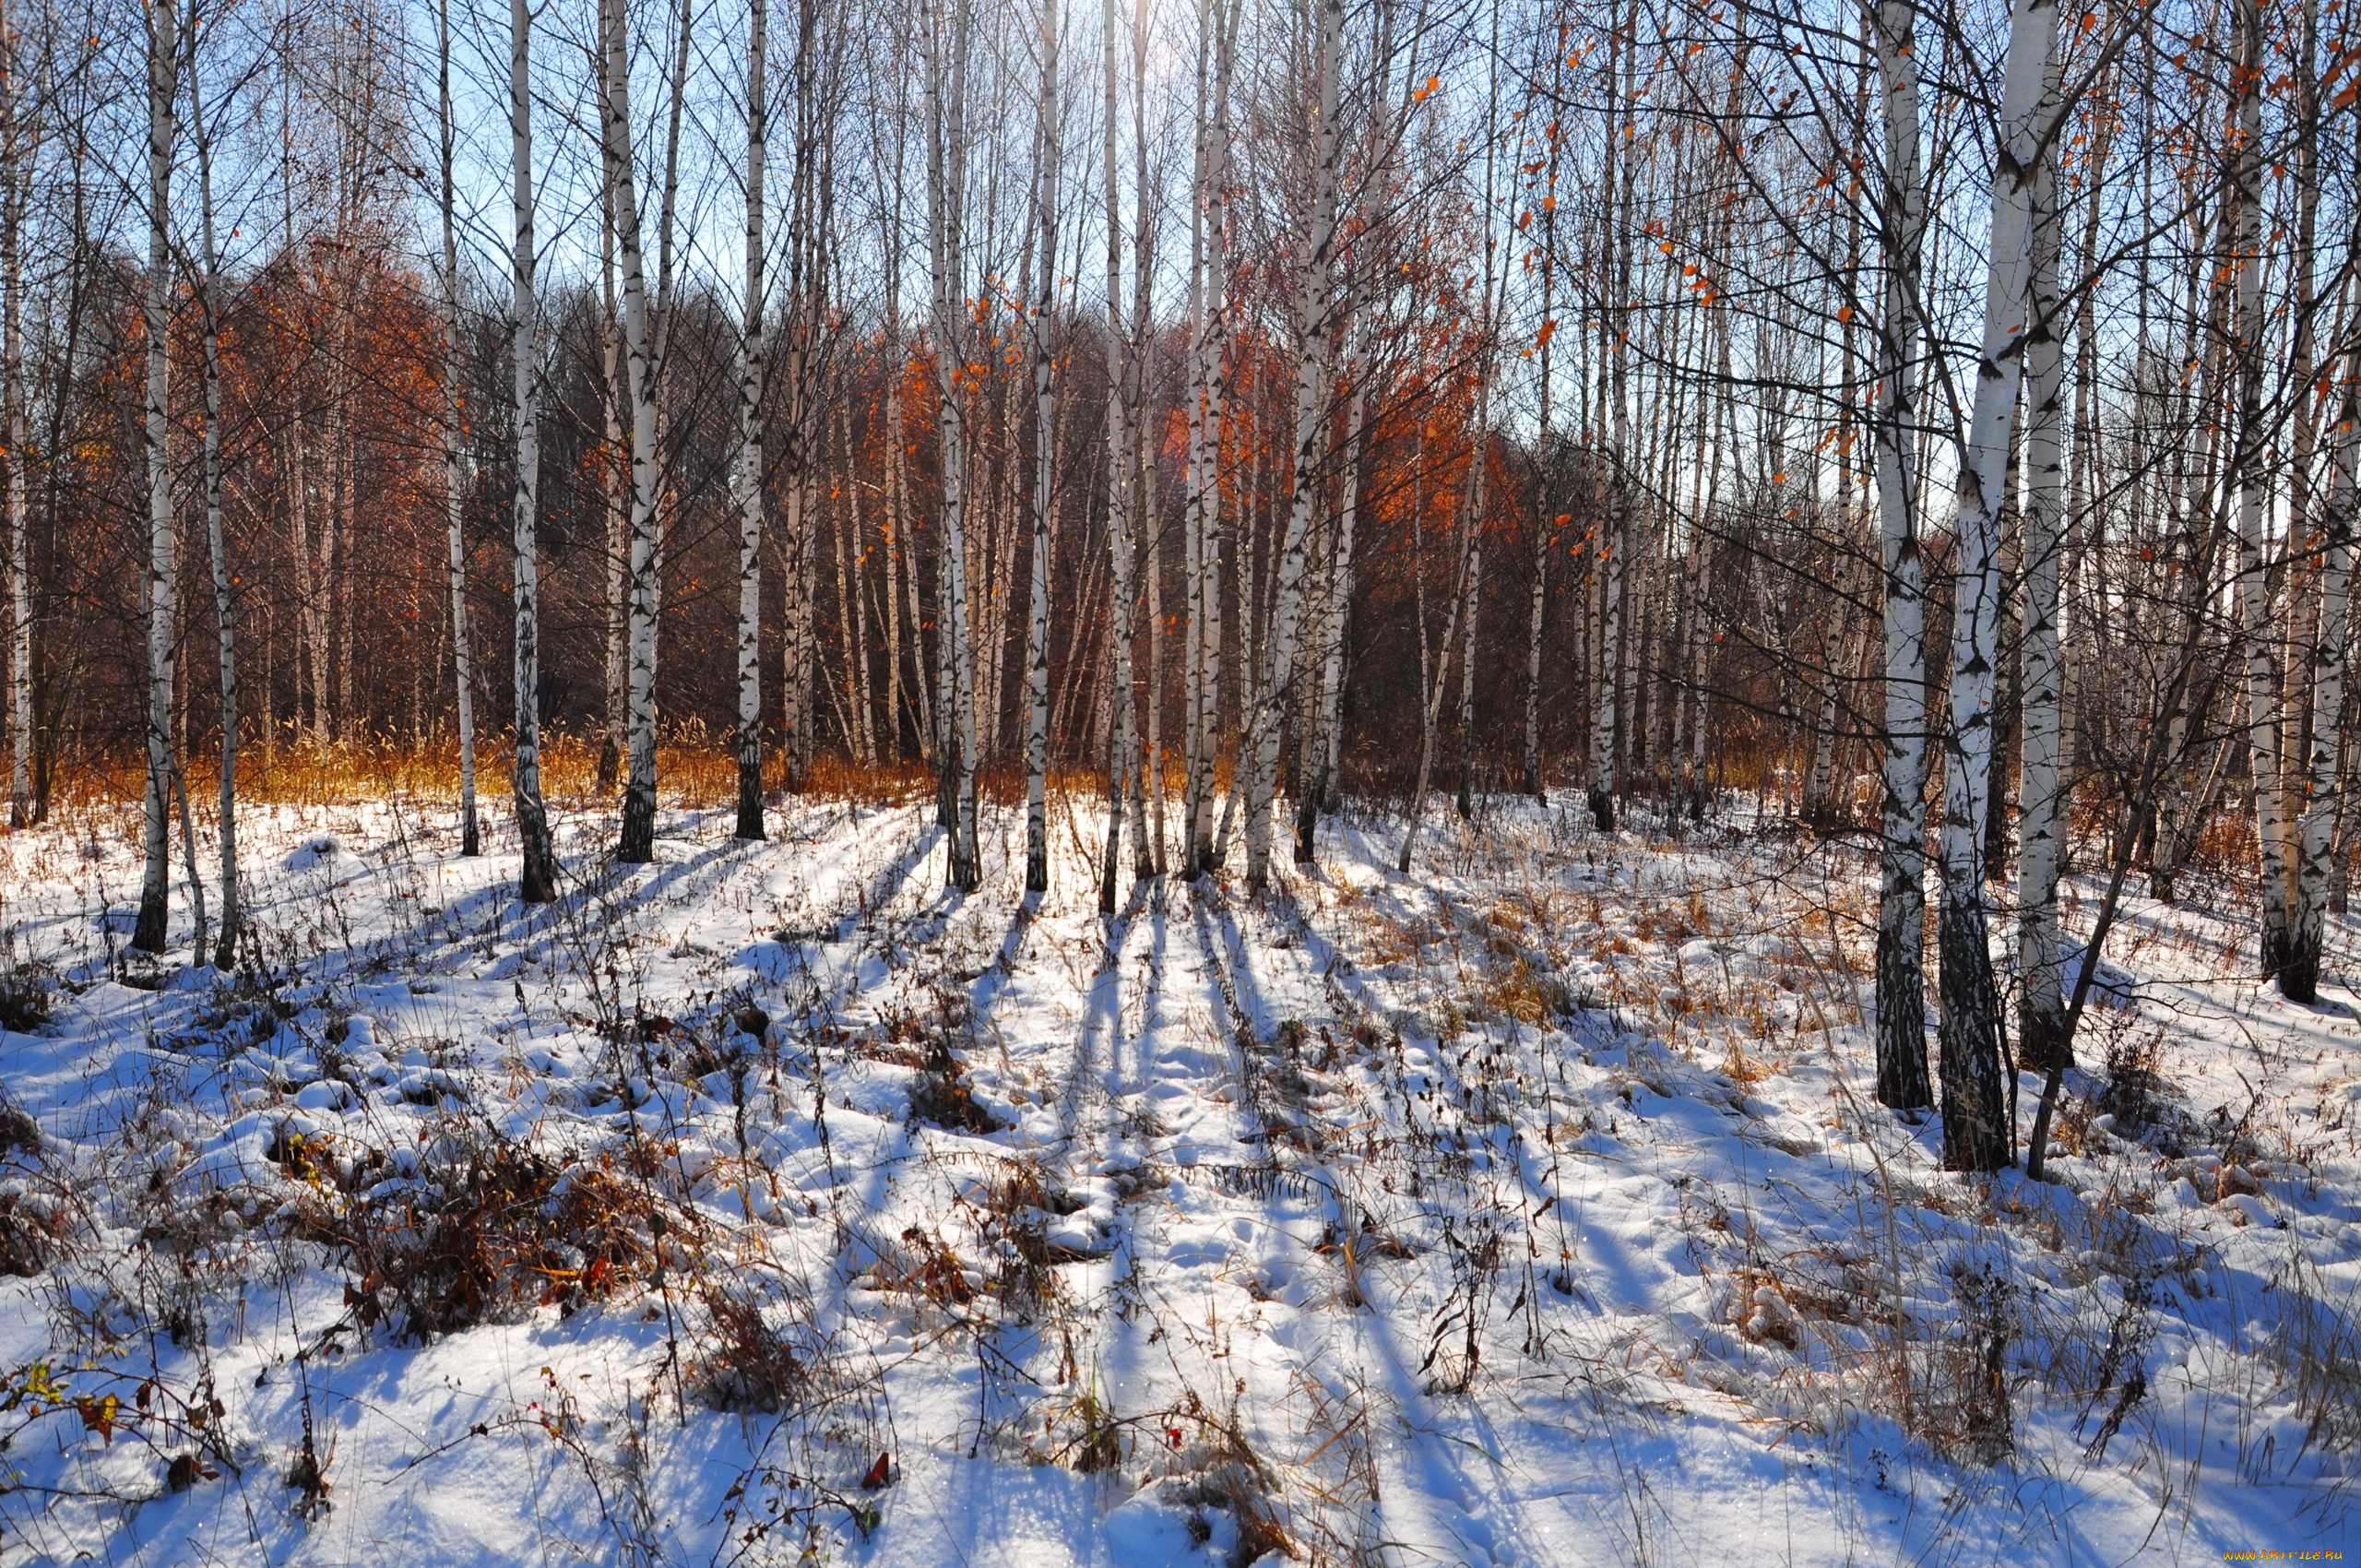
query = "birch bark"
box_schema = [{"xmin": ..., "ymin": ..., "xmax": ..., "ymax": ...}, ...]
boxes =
[
  {"xmin": 133, "ymin": 0, "xmax": 179, "ymax": 955},
  {"xmin": 1128, "ymin": 0, "xmax": 1158, "ymax": 877},
  {"xmin": 510, "ymin": 0, "xmax": 557, "ymax": 903},
  {"xmin": 2291, "ymin": 333, "xmax": 2360, "ymax": 1002},
  {"xmin": 438, "ymin": 0, "xmax": 479, "ymax": 858},
  {"xmin": 610, "ymin": 0, "xmax": 663, "ymax": 865},
  {"xmin": 1299, "ymin": 348, "xmax": 1363, "ymax": 860},
  {"xmin": 926, "ymin": 0, "xmax": 979, "ymax": 889},
  {"xmin": 1243, "ymin": 0, "xmax": 1341, "ymax": 891},
  {"xmin": 194, "ymin": 53, "xmax": 238, "ymax": 968},
  {"xmin": 1871, "ymin": 0, "xmax": 1930, "ymax": 1110},
  {"xmin": 2, "ymin": 0, "xmax": 24, "ymax": 831},
  {"xmin": 2284, "ymin": 52, "xmax": 2346, "ymax": 1003},
  {"xmin": 1399, "ymin": 428, "xmax": 1483, "ymax": 873},
  {"xmin": 1524, "ymin": 190, "xmax": 1558, "ymax": 805},
  {"xmin": 1936, "ymin": 0, "xmax": 2057, "ymax": 1172},
  {"xmin": 2230, "ymin": 0, "xmax": 2289, "ymax": 981},
  {"xmin": 1182, "ymin": 0, "xmax": 1238, "ymax": 875},
  {"xmin": 1097, "ymin": 0, "xmax": 1145, "ymax": 908},
  {"xmin": 1585, "ymin": 7, "xmax": 1625, "ymax": 834},
  {"xmin": 1025, "ymin": 0, "xmax": 1060, "ymax": 895},
  {"xmin": 2016, "ymin": 31, "xmax": 2068, "ymax": 1072},
  {"xmin": 736, "ymin": 0, "xmax": 769, "ymax": 840}
]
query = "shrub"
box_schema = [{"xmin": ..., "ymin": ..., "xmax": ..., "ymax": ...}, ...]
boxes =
[
  {"xmin": 326, "ymin": 1123, "xmax": 658, "ymax": 1338},
  {"xmin": 0, "ymin": 1192, "xmax": 60, "ymax": 1277},
  {"xmin": 2095, "ymin": 1026, "xmax": 2170, "ymax": 1136},
  {"xmin": 1916, "ymin": 1259, "xmax": 2017, "ymax": 1465},
  {"xmin": 692, "ymin": 1286, "xmax": 811, "ymax": 1414},
  {"xmin": 0, "ymin": 958, "xmax": 53, "ymax": 1035},
  {"xmin": 908, "ymin": 1031, "xmax": 1006, "ymax": 1134}
]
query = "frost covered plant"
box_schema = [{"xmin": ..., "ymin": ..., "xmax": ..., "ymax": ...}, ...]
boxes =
[
  {"xmin": 691, "ymin": 1282, "xmax": 814, "ymax": 1414},
  {"xmin": 904, "ymin": 1002, "xmax": 1007, "ymax": 1135},
  {"xmin": 0, "ymin": 942, "xmax": 53, "ymax": 1034},
  {"xmin": 320, "ymin": 1114, "xmax": 664, "ymax": 1338},
  {"xmin": 1916, "ymin": 1257, "xmax": 2017, "ymax": 1465}
]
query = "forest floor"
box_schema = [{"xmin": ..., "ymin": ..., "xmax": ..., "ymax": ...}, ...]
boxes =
[{"xmin": 0, "ymin": 778, "xmax": 2352, "ymax": 1566}]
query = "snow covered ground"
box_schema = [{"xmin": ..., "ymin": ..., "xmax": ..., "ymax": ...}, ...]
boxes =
[{"xmin": 0, "ymin": 782, "xmax": 2352, "ymax": 1565}]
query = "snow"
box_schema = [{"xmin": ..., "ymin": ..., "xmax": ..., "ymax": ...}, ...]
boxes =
[{"xmin": 0, "ymin": 787, "xmax": 2350, "ymax": 1564}]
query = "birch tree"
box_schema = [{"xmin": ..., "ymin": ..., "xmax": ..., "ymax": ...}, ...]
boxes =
[
  {"xmin": 2229, "ymin": 0, "xmax": 2286, "ymax": 983},
  {"xmin": 777, "ymin": 0, "xmax": 830, "ymax": 794},
  {"xmin": 1242, "ymin": 0, "xmax": 1341, "ymax": 892},
  {"xmin": 1399, "ymin": 425, "xmax": 1481, "ymax": 873},
  {"xmin": 192, "ymin": 14, "xmax": 239, "ymax": 968},
  {"xmin": 1299, "ymin": 335, "xmax": 1363, "ymax": 860},
  {"xmin": 510, "ymin": 0, "xmax": 558, "ymax": 903},
  {"xmin": 735, "ymin": 0, "xmax": 769, "ymax": 840},
  {"xmin": 1935, "ymin": 0, "xmax": 2058, "ymax": 1172},
  {"xmin": 1098, "ymin": 0, "xmax": 1150, "ymax": 909},
  {"xmin": 2289, "ymin": 325, "xmax": 2360, "ymax": 1003},
  {"xmin": 1521, "ymin": 106, "xmax": 1562, "ymax": 806},
  {"xmin": 3, "ymin": 0, "xmax": 26, "ymax": 832},
  {"xmin": 439, "ymin": 0, "xmax": 479, "ymax": 858},
  {"xmin": 2284, "ymin": 65, "xmax": 2351, "ymax": 1003},
  {"xmin": 1025, "ymin": 0, "xmax": 1061, "ymax": 896},
  {"xmin": 610, "ymin": 0, "xmax": 663, "ymax": 865},
  {"xmin": 1182, "ymin": 0, "xmax": 1240, "ymax": 876},
  {"xmin": 132, "ymin": 0, "xmax": 181, "ymax": 956},
  {"xmin": 1870, "ymin": 0, "xmax": 1930, "ymax": 1110},
  {"xmin": 2015, "ymin": 24, "xmax": 2069, "ymax": 1073},
  {"xmin": 926, "ymin": 0, "xmax": 980, "ymax": 890},
  {"xmin": 1584, "ymin": 6, "xmax": 1627, "ymax": 837}
]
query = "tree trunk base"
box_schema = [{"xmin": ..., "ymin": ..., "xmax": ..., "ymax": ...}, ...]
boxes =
[
  {"xmin": 1937, "ymin": 898, "xmax": 2011, "ymax": 1173},
  {"xmin": 618, "ymin": 787, "xmax": 656, "ymax": 865},
  {"xmin": 132, "ymin": 897, "xmax": 169, "ymax": 956},
  {"xmin": 2279, "ymin": 935, "xmax": 2321, "ymax": 1004},
  {"xmin": 735, "ymin": 755, "xmax": 765, "ymax": 841}
]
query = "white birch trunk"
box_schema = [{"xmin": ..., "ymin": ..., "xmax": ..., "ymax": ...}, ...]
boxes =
[
  {"xmin": 2015, "ymin": 41, "xmax": 2068, "ymax": 1070},
  {"xmin": 1097, "ymin": 0, "xmax": 1145, "ymax": 907},
  {"xmin": 2230, "ymin": 0, "xmax": 2290, "ymax": 980},
  {"xmin": 1522, "ymin": 348, "xmax": 1550, "ymax": 803},
  {"xmin": 1299, "ymin": 348, "xmax": 1363, "ymax": 860},
  {"xmin": 1936, "ymin": 0, "xmax": 2057, "ymax": 1172},
  {"xmin": 2280, "ymin": 0, "xmax": 2325, "ymax": 988},
  {"xmin": 193, "ymin": 59, "xmax": 238, "ymax": 968},
  {"xmin": 1585, "ymin": 16, "xmax": 1624, "ymax": 835},
  {"xmin": 3, "ymin": 0, "xmax": 25, "ymax": 830},
  {"xmin": 1182, "ymin": 0, "xmax": 1236, "ymax": 875},
  {"xmin": 599, "ymin": 196, "xmax": 625, "ymax": 794},
  {"xmin": 1242, "ymin": 0, "xmax": 1340, "ymax": 891},
  {"xmin": 2291, "ymin": 341, "xmax": 2361, "ymax": 1001},
  {"xmin": 735, "ymin": 0, "xmax": 769, "ymax": 840},
  {"xmin": 609, "ymin": 0, "xmax": 663, "ymax": 864},
  {"xmin": 1456, "ymin": 524, "xmax": 1485, "ymax": 820},
  {"xmin": 1871, "ymin": 0, "xmax": 1930, "ymax": 1110},
  {"xmin": 510, "ymin": 0, "xmax": 556, "ymax": 903},
  {"xmin": 438, "ymin": 0, "xmax": 479, "ymax": 858},
  {"xmin": 778, "ymin": 0, "xmax": 824, "ymax": 794},
  {"xmin": 1025, "ymin": 0, "xmax": 1060, "ymax": 895},
  {"xmin": 927, "ymin": 0, "xmax": 979, "ymax": 889},
  {"xmin": 1126, "ymin": 0, "xmax": 1157, "ymax": 878},
  {"xmin": 133, "ymin": 0, "xmax": 179, "ymax": 955},
  {"xmin": 2, "ymin": 3, "xmax": 23, "ymax": 831}
]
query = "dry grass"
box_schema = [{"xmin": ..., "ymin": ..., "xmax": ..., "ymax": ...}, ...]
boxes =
[
  {"xmin": 1, "ymin": 731, "xmax": 944, "ymax": 819},
  {"xmin": 305, "ymin": 1117, "xmax": 667, "ymax": 1339}
]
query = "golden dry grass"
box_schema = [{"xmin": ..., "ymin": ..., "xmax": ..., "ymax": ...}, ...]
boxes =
[{"xmin": 7, "ymin": 734, "xmax": 966, "ymax": 820}]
